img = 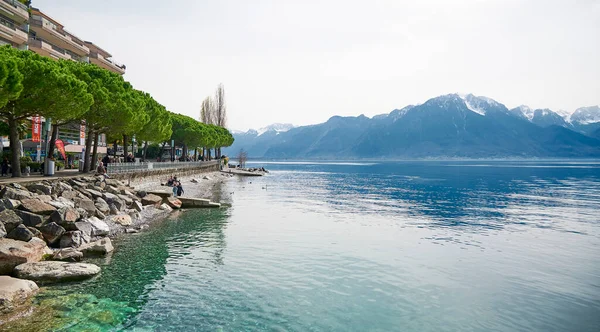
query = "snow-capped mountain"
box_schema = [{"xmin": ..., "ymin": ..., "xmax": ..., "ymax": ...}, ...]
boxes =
[
  {"xmin": 256, "ymin": 123, "xmax": 295, "ymax": 136},
  {"xmin": 459, "ymin": 93, "xmax": 506, "ymax": 116},
  {"xmin": 571, "ymin": 106, "xmax": 600, "ymax": 125}
]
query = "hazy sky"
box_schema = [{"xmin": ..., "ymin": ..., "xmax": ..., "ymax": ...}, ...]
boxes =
[{"xmin": 34, "ymin": 0, "xmax": 599, "ymax": 130}]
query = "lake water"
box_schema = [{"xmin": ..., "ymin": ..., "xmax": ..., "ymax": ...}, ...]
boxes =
[{"xmin": 6, "ymin": 160, "xmax": 600, "ymax": 331}]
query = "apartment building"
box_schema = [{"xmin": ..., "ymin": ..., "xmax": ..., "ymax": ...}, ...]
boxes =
[{"xmin": 0, "ymin": 3, "xmax": 127, "ymax": 158}]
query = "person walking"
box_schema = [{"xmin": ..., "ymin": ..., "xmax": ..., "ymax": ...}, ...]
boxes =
[{"xmin": 172, "ymin": 177, "xmax": 179, "ymax": 197}]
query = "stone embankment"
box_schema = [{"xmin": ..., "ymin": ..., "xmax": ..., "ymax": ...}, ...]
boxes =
[{"xmin": 0, "ymin": 174, "xmax": 220, "ymax": 322}]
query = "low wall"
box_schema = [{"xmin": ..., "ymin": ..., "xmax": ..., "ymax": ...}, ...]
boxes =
[{"xmin": 111, "ymin": 161, "xmax": 220, "ymax": 187}]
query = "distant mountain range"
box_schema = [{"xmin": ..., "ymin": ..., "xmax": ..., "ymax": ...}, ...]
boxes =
[{"xmin": 224, "ymin": 94, "xmax": 600, "ymax": 159}]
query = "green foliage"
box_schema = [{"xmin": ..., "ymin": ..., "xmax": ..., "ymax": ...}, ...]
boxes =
[{"xmin": 0, "ymin": 47, "xmax": 23, "ymax": 108}]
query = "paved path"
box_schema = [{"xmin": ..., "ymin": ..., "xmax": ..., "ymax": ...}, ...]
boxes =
[{"xmin": 0, "ymin": 169, "xmax": 85, "ymax": 184}]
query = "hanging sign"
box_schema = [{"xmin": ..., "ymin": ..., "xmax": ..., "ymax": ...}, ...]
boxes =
[{"xmin": 32, "ymin": 116, "xmax": 41, "ymax": 142}]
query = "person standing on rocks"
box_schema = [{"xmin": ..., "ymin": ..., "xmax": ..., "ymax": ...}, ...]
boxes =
[{"xmin": 172, "ymin": 177, "xmax": 179, "ymax": 197}]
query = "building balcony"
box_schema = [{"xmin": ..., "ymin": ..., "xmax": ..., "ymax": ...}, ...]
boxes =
[
  {"xmin": 89, "ymin": 51, "xmax": 126, "ymax": 75},
  {"xmin": 0, "ymin": 16, "xmax": 27, "ymax": 46},
  {"xmin": 29, "ymin": 16, "xmax": 90, "ymax": 56},
  {"xmin": 28, "ymin": 37, "xmax": 70, "ymax": 61},
  {"xmin": 0, "ymin": 0, "xmax": 29, "ymax": 24}
]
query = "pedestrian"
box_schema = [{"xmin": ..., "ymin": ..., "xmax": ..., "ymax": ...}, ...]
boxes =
[
  {"xmin": 1, "ymin": 157, "xmax": 8, "ymax": 177},
  {"xmin": 102, "ymin": 154, "xmax": 110, "ymax": 166},
  {"xmin": 177, "ymin": 181, "xmax": 184, "ymax": 196},
  {"xmin": 172, "ymin": 176, "xmax": 178, "ymax": 196}
]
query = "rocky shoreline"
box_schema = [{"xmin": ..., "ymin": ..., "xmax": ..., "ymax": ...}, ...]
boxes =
[{"xmin": 0, "ymin": 171, "xmax": 230, "ymax": 325}]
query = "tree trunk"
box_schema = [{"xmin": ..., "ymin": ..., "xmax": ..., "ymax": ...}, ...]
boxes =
[
  {"xmin": 113, "ymin": 140, "xmax": 118, "ymax": 159},
  {"xmin": 91, "ymin": 131, "xmax": 99, "ymax": 170},
  {"xmin": 143, "ymin": 141, "xmax": 149, "ymax": 162},
  {"xmin": 123, "ymin": 135, "xmax": 129, "ymax": 162},
  {"xmin": 83, "ymin": 129, "xmax": 93, "ymax": 173},
  {"xmin": 194, "ymin": 148, "xmax": 197, "ymax": 161},
  {"xmin": 8, "ymin": 116, "xmax": 21, "ymax": 177},
  {"xmin": 160, "ymin": 142, "xmax": 167, "ymax": 162},
  {"xmin": 47, "ymin": 124, "xmax": 59, "ymax": 160}
]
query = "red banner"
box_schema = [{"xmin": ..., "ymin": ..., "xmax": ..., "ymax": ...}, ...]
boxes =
[
  {"xmin": 32, "ymin": 116, "xmax": 41, "ymax": 142},
  {"xmin": 55, "ymin": 139, "xmax": 66, "ymax": 160},
  {"xmin": 80, "ymin": 121, "xmax": 86, "ymax": 145}
]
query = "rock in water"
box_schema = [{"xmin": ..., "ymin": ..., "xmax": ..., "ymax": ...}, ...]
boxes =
[
  {"xmin": 87, "ymin": 217, "xmax": 110, "ymax": 237},
  {"xmin": 52, "ymin": 248, "xmax": 83, "ymax": 262},
  {"xmin": 0, "ymin": 238, "xmax": 52, "ymax": 274},
  {"xmin": 112, "ymin": 214, "xmax": 132, "ymax": 226},
  {"xmin": 167, "ymin": 197, "xmax": 182, "ymax": 209},
  {"xmin": 0, "ymin": 276, "xmax": 38, "ymax": 314},
  {"xmin": 159, "ymin": 203, "xmax": 173, "ymax": 212},
  {"xmin": 79, "ymin": 238, "xmax": 114, "ymax": 257},
  {"xmin": 13, "ymin": 261, "xmax": 100, "ymax": 283},
  {"xmin": 6, "ymin": 224, "xmax": 33, "ymax": 242},
  {"xmin": 38, "ymin": 222, "xmax": 66, "ymax": 245},
  {"xmin": 0, "ymin": 210, "xmax": 23, "ymax": 233},
  {"xmin": 19, "ymin": 198, "xmax": 56, "ymax": 215}
]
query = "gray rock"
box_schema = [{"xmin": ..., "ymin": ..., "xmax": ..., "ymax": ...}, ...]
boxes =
[
  {"xmin": 6, "ymin": 224, "xmax": 34, "ymax": 242},
  {"xmin": 0, "ymin": 223, "xmax": 5, "ymax": 238},
  {"xmin": 13, "ymin": 261, "xmax": 101, "ymax": 283},
  {"xmin": 19, "ymin": 198, "xmax": 56, "ymax": 215},
  {"xmin": 15, "ymin": 210, "xmax": 46, "ymax": 228},
  {"xmin": 27, "ymin": 227, "xmax": 43, "ymax": 241},
  {"xmin": 0, "ymin": 238, "xmax": 52, "ymax": 274},
  {"xmin": 75, "ymin": 208, "xmax": 89, "ymax": 220},
  {"xmin": 85, "ymin": 188, "xmax": 104, "ymax": 199},
  {"xmin": 0, "ymin": 276, "xmax": 39, "ymax": 315},
  {"xmin": 87, "ymin": 217, "xmax": 110, "ymax": 237},
  {"xmin": 10, "ymin": 184, "xmax": 23, "ymax": 190},
  {"xmin": 1, "ymin": 198, "xmax": 21, "ymax": 210},
  {"xmin": 95, "ymin": 209, "xmax": 106, "ymax": 219},
  {"xmin": 52, "ymin": 182, "xmax": 73, "ymax": 196},
  {"xmin": 51, "ymin": 248, "xmax": 83, "ymax": 262},
  {"xmin": 105, "ymin": 179, "xmax": 123, "ymax": 187},
  {"xmin": 118, "ymin": 194, "xmax": 133, "ymax": 206},
  {"xmin": 35, "ymin": 195, "xmax": 53, "ymax": 203},
  {"xmin": 0, "ymin": 210, "xmax": 23, "ymax": 234},
  {"xmin": 60, "ymin": 190, "xmax": 78, "ymax": 200},
  {"xmin": 73, "ymin": 221, "xmax": 93, "ymax": 238},
  {"xmin": 159, "ymin": 203, "xmax": 173, "ymax": 211},
  {"xmin": 128, "ymin": 210, "xmax": 141, "ymax": 220},
  {"xmin": 102, "ymin": 192, "xmax": 118, "ymax": 201},
  {"xmin": 50, "ymin": 207, "xmax": 81, "ymax": 227},
  {"xmin": 26, "ymin": 183, "xmax": 52, "ymax": 195},
  {"xmin": 79, "ymin": 238, "xmax": 114, "ymax": 257},
  {"xmin": 109, "ymin": 204, "xmax": 119, "ymax": 215},
  {"xmin": 74, "ymin": 198, "xmax": 96, "ymax": 215},
  {"xmin": 132, "ymin": 200, "xmax": 143, "ymax": 212},
  {"xmin": 136, "ymin": 190, "xmax": 147, "ymax": 198},
  {"xmin": 48, "ymin": 197, "xmax": 75, "ymax": 210},
  {"xmin": 94, "ymin": 198, "xmax": 110, "ymax": 214},
  {"xmin": 68, "ymin": 179, "xmax": 87, "ymax": 188},
  {"xmin": 105, "ymin": 186, "xmax": 120, "ymax": 195},
  {"xmin": 38, "ymin": 222, "xmax": 66, "ymax": 245},
  {"xmin": 59, "ymin": 231, "xmax": 85, "ymax": 248},
  {"xmin": 0, "ymin": 187, "xmax": 32, "ymax": 201},
  {"xmin": 125, "ymin": 228, "xmax": 139, "ymax": 234}
]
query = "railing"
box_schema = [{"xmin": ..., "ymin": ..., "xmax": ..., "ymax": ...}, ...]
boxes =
[
  {"xmin": 2, "ymin": 0, "xmax": 28, "ymax": 11},
  {"xmin": 106, "ymin": 161, "xmax": 218, "ymax": 174}
]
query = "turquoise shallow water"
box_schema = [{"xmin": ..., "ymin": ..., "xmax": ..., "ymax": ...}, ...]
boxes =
[{"xmin": 6, "ymin": 160, "xmax": 600, "ymax": 331}]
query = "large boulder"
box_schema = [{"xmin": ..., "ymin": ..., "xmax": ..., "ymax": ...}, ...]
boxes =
[
  {"xmin": 105, "ymin": 186, "xmax": 120, "ymax": 195},
  {"xmin": 26, "ymin": 183, "xmax": 52, "ymax": 196},
  {"xmin": 79, "ymin": 238, "xmax": 114, "ymax": 257},
  {"xmin": 82, "ymin": 188, "xmax": 103, "ymax": 200},
  {"xmin": 35, "ymin": 195, "xmax": 53, "ymax": 203},
  {"xmin": 141, "ymin": 194, "xmax": 162, "ymax": 206},
  {"xmin": 50, "ymin": 207, "xmax": 80, "ymax": 227},
  {"xmin": 38, "ymin": 222, "xmax": 66, "ymax": 245},
  {"xmin": 52, "ymin": 182, "xmax": 73, "ymax": 196},
  {"xmin": 105, "ymin": 179, "xmax": 123, "ymax": 187},
  {"xmin": 59, "ymin": 231, "xmax": 86, "ymax": 248},
  {"xmin": 13, "ymin": 261, "xmax": 101, "ymax": 283},
  {"xmin": 0, "ymin": 187, "xmax": 32, "ymax": 201},
  {"xmin": 87, "ymin": 217, "xmax": 110, "ymax": 237},
  {"xmin": 111, "ymin": 214, "xmax": 132, "ymax": 226},
  {"xmin": 48, "ymin": 197, "xmax": 75, "ymax": 210},
  {"xmin": 0, "ymin": 210, "xmax": 23, "ymax": 233},
  {"xmin": 94, "ymin": 198, "xmax": 110, "ymax": 215},
  {"xmin": 60, "ymin": 190, "xmax": 78, "ymax": 200},
  {"xmin": 74, "ymin": 198, "xmax": 96, "ymax": 215},
  {"xmin": 19, "ymin": 198, "xmax": 56, "ymax": 215},
  {"xmin": 0, "ymin": 198, "xmax": 21, "ymax": 210},
  {"xmin": 118, "ymin": 194, "xmax": 133, "ymax": 206},
  {"xmin": 0, "ymin": 276, "xmax": 38, "ymax": 314},
  {"xmin": 73, "ymin": 221, "xmax": 93, "ymax": 238},
  {"xmin": 6, "ymin": 224, "xmax": 33, "ymax": 242},
  {"xmin": 51, "ymin": 248, "xmax": 83, "ymax": 262},
  {"xmin": 0, "ymin": 238, "xmax": 52, "ymax": 274},
  {"xmin": 75, "ymin": 208, "xmax": 89, "ymax": 220},
  {"xmin": 15, "ymin": 210, "xmax": 46, "ymax": 228},
  {"xmin": 167, "ymin": 197, "xmax": 182, "ymax": 209},
  {"xmin": 159, "ymin": 203, "xmax": 173, "ymax": 212}
]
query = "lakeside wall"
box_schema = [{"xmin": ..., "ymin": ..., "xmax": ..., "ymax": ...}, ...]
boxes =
[{"xmin": 111, "ymin": 161, "xmax": 220, "ymax": 188}]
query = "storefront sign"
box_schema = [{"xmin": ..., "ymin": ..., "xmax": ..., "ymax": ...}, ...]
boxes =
[{"xmin": 32, "ymin": 116, "xmax": 41, "ymax": 142}]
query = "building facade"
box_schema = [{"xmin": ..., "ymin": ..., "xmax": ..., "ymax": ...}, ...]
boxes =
[{"xmin": 1, "ymin": 2, "xmax": 126, "ymax": 159}]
